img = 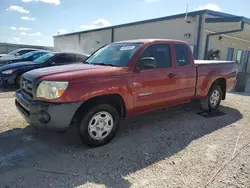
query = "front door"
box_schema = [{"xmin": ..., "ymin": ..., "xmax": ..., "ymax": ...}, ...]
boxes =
[
  {"xmin": 227, "ymin": 48, "xmax": 234, "ymax": 61},
  {"xmin": 133, "ymin": 43, "xmax": 179, "ymax": 114}
]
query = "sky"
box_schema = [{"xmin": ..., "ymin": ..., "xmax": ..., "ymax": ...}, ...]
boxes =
[{"xmin": 0, "ymin": 0, "xmax": 250, "ymax": 46}]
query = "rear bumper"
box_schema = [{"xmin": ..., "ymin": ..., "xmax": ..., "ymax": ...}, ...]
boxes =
[{"xmin": 15, "ymin": 90, "xmax": 83, "ymax": 130}]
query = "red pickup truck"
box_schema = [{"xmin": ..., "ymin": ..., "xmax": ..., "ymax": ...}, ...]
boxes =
[{"xmin": 15, "ymin": 39, "xmax": 237, "ymax": 146}]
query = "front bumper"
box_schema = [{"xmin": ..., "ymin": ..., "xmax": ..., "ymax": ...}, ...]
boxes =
[
  {"xmin": 15, "ymin": 90, "xmax": 83, "ymax": 130},
  {"xmin": 0, "ymin": 74, "xmax": 16, "ymax": 86}
]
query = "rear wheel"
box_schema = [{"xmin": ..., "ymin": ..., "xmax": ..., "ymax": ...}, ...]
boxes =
[
  {"xmin": 76, "ymin": 104, "xmax": 120, "ymax": 147},
  {"xmin": 201, "ymin": 85, "xmax": 222, "ymax": 111}
]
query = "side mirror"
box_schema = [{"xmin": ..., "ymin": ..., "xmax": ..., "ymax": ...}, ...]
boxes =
[
  {"xmin": 136, "ymin": 57, "xmax": 156, "ymax": 70},
  {"xmin": 15, "ymin": 53, "xmax": 20, "ymax": 56}
]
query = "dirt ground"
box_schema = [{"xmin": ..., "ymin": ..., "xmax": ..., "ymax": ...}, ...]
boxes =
[{"xmin": 0, "ymin": 86, "xmax": 250, "ymax": 188}]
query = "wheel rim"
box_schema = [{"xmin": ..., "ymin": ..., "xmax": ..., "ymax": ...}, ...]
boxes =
[
  {"xmin": 210, "ymin": 89, "xmax": 220, "ymax": 107},
  {"xmin": 88, "ymin": 111, "xmax": 114, "ymax": 140}
]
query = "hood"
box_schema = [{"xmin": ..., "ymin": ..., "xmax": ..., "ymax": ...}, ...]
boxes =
[
  {"xmin": 24, "ymin": 64, "xmax": 128, "ymax": 81},
  {"xmin": 0, "ymin": 55, "xmax": 20, "ymax": 60},
  {"xmin": 0, "ymin": 56, "xmax": 22, "ymax": 65},
  {"xmin": 0, "ymin": 61, "xmax": 37, "ymax": 71}
]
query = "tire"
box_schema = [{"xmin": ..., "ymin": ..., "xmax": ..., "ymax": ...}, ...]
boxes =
[
  {"xmin": 201, "ymin": 85, "xmax": 222, "ymax": 111},
  {"xmin": 76, "ymin": 104, "xmax": 120, "ymax": 147}
]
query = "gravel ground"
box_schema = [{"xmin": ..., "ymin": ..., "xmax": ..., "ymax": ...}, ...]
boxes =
[{"xmin": 0, "ymin": 85, "xmax": 250, "ymax": 188}]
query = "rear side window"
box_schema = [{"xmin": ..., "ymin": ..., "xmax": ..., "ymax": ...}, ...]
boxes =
[
  {"xmin": 140, "ymin": 44, "xmax": 171, "ymax": 69},
  {"xmin": 54, "ymin": 54, "xmax": 73, "ymax": 64},
  {"xmin": 174, "ymin": 44, "xmax": 190, "ymax": 66},
  {"xmin": 75, "ymin": 54, "xmax": 88, "ymax": 62}
]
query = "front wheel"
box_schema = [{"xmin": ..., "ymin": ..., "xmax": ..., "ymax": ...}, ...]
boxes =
[
  {"xmin": 201, "ymin": 85, "xmax": 222, "ymax": 111},
  {"xmin": 76, "ymin": 104, "xmax": 120, "ymax": 147},
  {"xmin": 15, "ymin": 76, "xmax": 22, "ymax": 87}
]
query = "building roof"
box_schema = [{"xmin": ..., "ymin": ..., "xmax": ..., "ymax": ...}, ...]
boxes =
[
  {"xmin": 205, "ymin": 16, "xmax": 250, "ymax": 25},
  {"xmin": 54, "ymin": 9, "xmax": 238, "ymax": 38},
  {"xmin": 114, "ymin": 39, "xmax": 188, "ymax": 44}
]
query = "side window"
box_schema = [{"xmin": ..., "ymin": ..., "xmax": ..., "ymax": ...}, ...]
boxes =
[
  {"xmin": 54, "ymin": 54, "xmax": 73, "ymax": 64},
  {"xmin": 140, "ymin": 44, "xmax": 171, "ymax": 69},
  {"xmin": 14, "ymin": 50, "xmax": 31, "ymax": 56},
  {"xmin": 32, "ymin": 52, "xmax": 44, "ymax": 60},
  {"xmin": 174, "ymin": 44, "xmax": 190, "ymax": 66},
  {"xmin": 68, "ymin": 54, "xmax": 78, "ymax": 62}
]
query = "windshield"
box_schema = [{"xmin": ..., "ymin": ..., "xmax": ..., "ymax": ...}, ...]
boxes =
[
  {"xmin": 86, "ymin": 43, "xmax": 142, "ymax": 67},
  {"xmin": 8, "ymin": 49, "xmax": 21, "ymax": 55},
  {"xmin": 34, "ymin": 53, "xmax": 55, "ymax": 64},
  {"xmin": 22, "ymin": 51, "xmax": 36, "ymax": 59}
]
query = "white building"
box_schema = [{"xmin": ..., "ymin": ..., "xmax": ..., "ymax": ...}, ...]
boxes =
[{"xmin": 54, "ymin": 9, "xmax": 250, "ymax": 73}]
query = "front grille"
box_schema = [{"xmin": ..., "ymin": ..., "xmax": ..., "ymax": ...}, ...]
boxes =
[{"xmin": 20, "ymin": 78, "xmax": 33, "ymax": 98}]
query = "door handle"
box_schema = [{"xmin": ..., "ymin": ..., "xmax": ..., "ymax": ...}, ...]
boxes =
[{"xmin": 168, "ymin": 73, "xmax": 176, "ymax": 78}]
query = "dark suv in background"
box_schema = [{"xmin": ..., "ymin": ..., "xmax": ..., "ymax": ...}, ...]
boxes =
[
  {"xmin": 0, "ymin": 51, "xmax": 49, "ymax": 66},
  {"xmin": 0, "ymin": 52, "xmax": 89, "ymax": 87}
]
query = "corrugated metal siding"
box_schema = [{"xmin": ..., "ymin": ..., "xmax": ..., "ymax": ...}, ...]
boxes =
[
  {"xmin": 0, "ymin": 43, "xmax": 53, "ymax": 54},
  {"xmin": 53, "ymin": 17, "xmax": 198, "ymax": 55},
  {"xmin": 79, "ymin": 29, "xmax": 112, "ymax": 54},
  {"xmin": 113, "ymin": 17, "xmax": 197, "ymax": 45},
  {"xmin": 54, "ymin": 35, "xmax": 80, "ymax": 53},
  {"xmin": 54, "ymin": 29, "xmax": 112, "ymax": 54}
]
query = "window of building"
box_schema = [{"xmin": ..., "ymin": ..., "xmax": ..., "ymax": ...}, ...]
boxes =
[{"xmin": 236, "ymin": 50, "xmax": 243, "ymax": 64}]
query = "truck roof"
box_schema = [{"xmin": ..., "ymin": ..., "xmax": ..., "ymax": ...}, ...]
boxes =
[{"xmin": 114, "ymin": 39, "xmax": 188, "ymax": 44}]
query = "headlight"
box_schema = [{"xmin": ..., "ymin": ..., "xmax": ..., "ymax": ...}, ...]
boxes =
[
  {"xmin": 2, "ymin": 69, "xmax": 16, "ymax": 74},
  {"xmin": 37, "ymin": 81, "xmax": 68, "ymax": 99}
]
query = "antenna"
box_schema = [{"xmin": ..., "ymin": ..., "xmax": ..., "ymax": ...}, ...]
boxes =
[
  {"xmin": 185, "ymin": 4, "xmax": 191, "ymax": 23},
  {"xmin": 185, "ymin": 4, "xmax": 188, "ymax": 20}
]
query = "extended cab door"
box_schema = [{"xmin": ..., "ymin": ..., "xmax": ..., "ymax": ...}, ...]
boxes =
[
  {"xmin": 173, "ymin": 44, "xmax": 196, "ymax": 102},
  {"xmin": 133, "ymin": 43, "xmax": 179, "ymax": 114}
]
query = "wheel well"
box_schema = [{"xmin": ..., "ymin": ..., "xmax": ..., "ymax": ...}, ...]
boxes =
[
  {"xmin": 15, "ymin": 73, "xmax": 23, "ymax": 85},
  {"xmin": 71, "ymin": 94, "xmax": 127, "ymax": 125},
  {"xmin": 212, "ymin": 78, "xmax": 226, "ymax": 100}
]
